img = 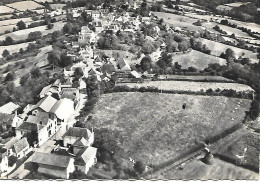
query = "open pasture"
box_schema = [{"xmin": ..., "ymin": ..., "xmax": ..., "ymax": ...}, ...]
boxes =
[
  {"xmin": 88, "ymin": 92, "xmax": 251, "ymax": 166},
  {"xmin": 171, "ymin": 50, "xmax": 227, "ymax": 70},
  {"xmin": 7, "ymin": 1, "xmax": 44, "ymax": 11}
]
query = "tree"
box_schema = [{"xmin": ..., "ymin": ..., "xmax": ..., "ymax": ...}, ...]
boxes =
[
  {"xmin": 30, "ymin": 67, "xmax": 42, "ymax": 78},
  {"xmin": 4, "ymin": 36, "xmax": 14, "ymax": 46},
  {"xmin": 8, "ymin": 155, "xmax": 17, "ymax": 167},
  {"xmin": 60, "ymin": 53, "xmax": 73, "ymax": 67},
  {"xmin": 28, "ymin": 31, "xmax": 42, "ymax": 41},
  {"xmin": 5, "ymin": 72, "xmax": 15, "ymax": 82},
  {"xmin": 19, "ymin": 48, "xmax": 24, "ymax": 54},
  {"xmin": 47, "ymin": 50, "xmax": 61, "ymax": 69},
  {"xmin": 51, "ymin": 30, "xmax": 62, "ymax": 42},
  {"xmin": 74, "ymin": 67, "xmax": 84, "ymax": 79},
  {"xmin": 17, "ymin": 20, "xmax": 26, "ymax": 30},
  {"xmin": 20, "ymin": 74, "xmax": 30, "ymax": 86},
  {"xmin": 134, "ymin": 161, "xmax": 145, "ymax": 174},
  {"xmin": 250, "ymin": 100, "xmax": 260, "ymax": 120},
  {"xmin": 140, "ymin": 56, "xmax": 152, "ymax": 72},
  {"xmin": 2, "ymin": 49, "xmax": 10, "ymax": 58},
  {"xmin": 47, "ymin": 23, "xmax": 54, "ymax": 30}
]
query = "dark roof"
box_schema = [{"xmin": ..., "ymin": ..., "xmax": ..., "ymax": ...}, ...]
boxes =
[
  {"xmin": 101, "ymin": 64, "xmax": 116, "ymax": 74},
  {"xmin": 17, "ymin": 122, "xmax": 40, "ymax": 131},
  {"xmin": 13, "ymin": 137, "xmax": 29, "ymax": 154},
  {"xmin": 63, "ymin": 127, "xmax": 92, "ymax": 140},
  {"xmin": 73, "ymin": 137, "xmax": 88, "ymax": 147},
  {"xmin": 26, "ymin": 111, "xmax": 49, "ymax": 126},
  {"xmin": 0, "ymin": 113, "xmax": 14, "ymax": 125},
  {"xmin": 32, "ymin": 152, "xmax": 72, "ymax": 168}
]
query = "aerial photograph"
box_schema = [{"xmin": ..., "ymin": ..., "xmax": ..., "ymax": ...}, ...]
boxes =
[{"xmin": 0, "ymin": 0, "xmax": 259, "ymax": 181}]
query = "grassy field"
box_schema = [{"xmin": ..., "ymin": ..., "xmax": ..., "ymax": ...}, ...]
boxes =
[
  {"xmin": 158, "ymin": 158, "xmax": 259, "ymax": 180},
  {"xmin": 0, "ymin": 6, "xmax": 14, "ymax": 14},
  {"xmin": 88, "ymin": 92, "xmax": 251, "ymax": 166},
  {"xmin": 116, "ymin": 81, "xmax": 254, "ymax": 93},
  {"xmin": 196, "ymin": 38, "xmax": 259, "ymax": 63},
  {"xmin": 157, "ymin": 75, "xmax": 234, "ymax": 82},
  {"xmin": 7, "ymin": 1, "xmax": 44, "ymax": 11},
  {"xmin": 0, "ymin": 18, "xmax": 32, "ymax": 27},
  {"xmin": 153, "ymin": 12, "xmax": 203, "ymax": 32},
  {"xmin": 0, "ymin": 41, "xmax": 33, "ymax": 58},
  {"xmin": 0, "ymin": 21, "xmax": 65, "ymax": 41},
  {"xmin": 34, "ymin": 0, "xmax": 53, "ymax": 2},
  {"xmin": 171, "ymin": 50, "xmax": 227, "ymax": 70}
]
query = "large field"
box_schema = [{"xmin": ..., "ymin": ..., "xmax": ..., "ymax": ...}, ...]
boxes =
[
  {"xmin": 157, "ymin": 75, "xmax": 234, "ymax": 82},
  {"xmin": 0, "ymin": 21, "xmax": 65, "ymax": 41},
  {"xmin": 0, "ymin": 18, "xmax": 32, "ymax": 27},
  {"xmin": 153, "ymin": 12, "xmax": 203, "ymax": 32},
  {"xmin": 0, "ymin": 41, "xmax": 33, "ymax": 58},
  {"xmin": 88, "ymin": 92, "xmax": 251, "ymax": 166},
  {"xmin": 0, "ymin": 6, "xmax": 14, "ymax": 14},
  {"xmin": 196, "ymin": 38, "xmax": 259, "ymax": 63},
  {"xmin": 116, "ymin": 81, "xmax": 254, "ymax": 93},
  {"xmin": 7, "ymin": 1, "xmax": 44, "ymax": 11},
  {"xmin": 171, "ymin": 50, "xmax": 227, "ymax": 70},
  {"xmin": 157, "ymin": 158, "xmax": 258, "ymax": 180}
]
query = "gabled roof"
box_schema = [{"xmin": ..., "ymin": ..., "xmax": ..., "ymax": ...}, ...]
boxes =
[
  {"xmin": 49, "ymin": 98, "xmax": 74, "ymax": 120},
  {"xmin": 63, "ymin": 127, "xmax": 92, "ymax": 140},
  {"xmin": 13, "ymin": 137, "xmax": 29, "ymax": 154},
  {"xmin": 26, "ymin": 111, "xmax": 49, "ymax": 126},
  {"xmin": 75, "ymin": 146, "xmax": 97, "ymax": 166},
  {"xmin": 118, "ymin": 58, "xmax": 131, "ymax": 71},
  {"xmin": 33, "ymin": 96, "xmax": 58, "ymax": 113},
  {"xmin": 39, "ymin": 85, "xmax": 52, "ymax": 97},
  {"xmin": 0, "ymin": 102, "xmax": 19, "ymax": 114},
  {"xmin": 4, "ymin": 137, "xmax": 19, "ymax": 150},
  {"xmin": 32, "ymin": 152, "xmax": 72, "ymax": 168},
  {"xmin": 73, "ymin": 137, "xmax": 89, "ymax": 147},
  {"xmin": 17, "ymin": 122, "xmax": 41, "ymax": 131}
]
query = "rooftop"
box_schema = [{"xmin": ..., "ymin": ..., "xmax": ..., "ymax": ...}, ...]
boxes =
[
  {"xmin": 0, "ymin": 102, "xmax": 19, "ymax": 114},
  {"xmin": 63, "ymin": 127, "xmax": 92, "ymax": 140}
]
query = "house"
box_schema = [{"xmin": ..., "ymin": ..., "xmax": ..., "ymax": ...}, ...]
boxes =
[
  {"xmin": 16, "ymin": 111, "xmax": 58, "ymax": 146},
  {"xmin": 141, "ymin": 17, "xmax": 150, "ymax": 24},
  {"xmin": 0, "ymin": 146, "xmax": 8, "ymax": 174},
  {"xmin": 79, "ymin": 46, "xmax": 94, "ymax": 61},
  {"xmin": 60, "ymin": 88, "xmax": 79, "ymax": 102},
  {"xmin": 31, "ymin": 152, "xmax": 75, "ymax": 179},
  {"xmin": 0, "ymin": 102, "xmax": 19, "ymax": 115},
  {"xmin": 92, "ymin": 21, "xmax": 103, "ymax": 33},
  {"xmin": 63, "ymin": 127, "xmax": 94, "ymax": 148},
  {"xmin": 38, "ymin": 84, "xmax": 60, "ymax": 99},
  {"xmin": 32, "ymin": 96, "xmax": 58, "ymax": 114},
  {"xmin": 3, "ymin": 137, "xmax": 19, "ymax": 156},
  {"xmin": 0, "ymin": 113, "xmax": 14, "ymax": 133},
  {"xmin": 78, "ymin": 26, "xmax": 96, "ymax": 44},
  {"xmin": 92, "ymin": 10, "xmax": 101, "ymax": 20},
  {"xmin": 118, "ymin": 58, "xmax": 131, "ymax": 71},
  {"xmin": 74, "ymin": 146, "xmax": 97, "ymax": 174},
  {"xmin": 104, "ymin": 23, "xmax": 120, "ymax": 33},
  {"xmin": 101, "ymin": 63, "xmax": 116, "ymax": 74},
  {"xmin": 12, "ymin": 137, "xmax": 31, "ymax": 159}
]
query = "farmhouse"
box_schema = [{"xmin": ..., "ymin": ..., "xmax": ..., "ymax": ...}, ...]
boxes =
[
  {"xmin": 0, "ymin": 102, "xmax": 20, "ymax": 115},
  {"xmin": 31, "ymin": 152, "xmax": 75, "ymax": 179},
  {"xmin": 92, "ymin": 21, "xmax": 103, "ymax": 33},
  {"xmin": 32, "ymin": 96, "xmax": 58, "ymax": 114},
  {"xmin": 78, "ymin": 26, "xmax": 96, "ymax": 44},
  {"xmin": 11, "ymin": 137, "xmax": 31, "ymax": 159},
  {"xmin": 0, "ymin": 113, "xmax": 14, "ymax": 133},
  {"xmin": 63, "ymin": 127, "xmax": 94, "ymax": 148},
  {"xmin": 74, "ymin": 146, "xmax": 97, "ymax": 174}
]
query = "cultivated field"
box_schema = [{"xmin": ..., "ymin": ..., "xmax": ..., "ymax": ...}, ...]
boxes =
[
  {"xmin": 158, "ymin": 158, "xmax": 259, "ymax": 180},
  {"xmin": 7, "ymin": 1, "xmax": 44, "ymax": 12},
  {"xmin": 179, "ymin": 5, "xmax": 207, "ymax": 13},
  {"xmin": 196, "ymin": 38, "xmax": 259, "ymax": 63},
  {"xmin": 0, "ymin": 6, "xmax": 14, "ymax": 14},
  {"xmin": 34, "ymin": 0, "xmax": 53, "ymax": 2},
  {"xmin": 171, "ymin": 50, "xmax": 227, "ymax": 70},
  {"xmin": 88, "ymin": 92, "xmax": 251, "ymax": 166},
  {"xmin": 153, "ymin": 12, "xmax": 203, "ymax": 32},
  {"xmin": 117, "ymin": 81, "xmax": 254, "ymax": 93},
  {"xmin": 0, "ymin": 21, "xmax": 65, "ymax": 41}
]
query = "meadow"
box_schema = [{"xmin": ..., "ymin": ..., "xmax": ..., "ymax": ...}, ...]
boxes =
[
  {"xmin": 7, "ymin": 1, "xmax": 44, "ymax": 11},
  {"xmin": 171, "ymin": 50, "xmax": 227, "ymax": 70},
  {"xmin": 0, "ymin": 6, "xmax": 14, "ymax": 14},
  {"xmin": 88, "ymin": 92, "xmax": 251, "ymax": 166}
]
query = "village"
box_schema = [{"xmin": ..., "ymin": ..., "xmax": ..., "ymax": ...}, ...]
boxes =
[{"xmin": 0, "ymin": 0, "xmax": 259, "ymax": 181}]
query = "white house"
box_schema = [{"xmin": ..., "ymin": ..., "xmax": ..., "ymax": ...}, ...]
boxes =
[
  {"xmin": 78, "ymin": 26, "xmax": 96, "ymax": 44},
  {"xmin": 63, "ymin": 127, "xmax": 94, "ymax": 148},
  {"xmin": 12, "ymin": 137, "xmax": 31, "ymax": 159},
  {"xmin": 74, "ymin": 146, "xmax": 97, "ymax": 174},
  {"xmin": 31, "ymin": 152, "xmax": 75, "ymax": 179}
]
